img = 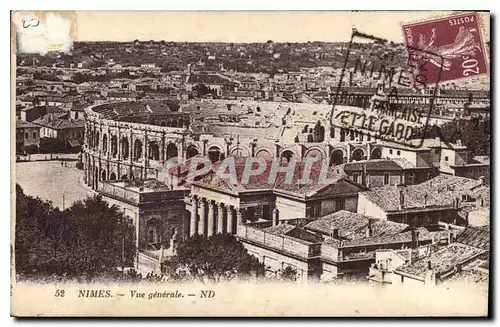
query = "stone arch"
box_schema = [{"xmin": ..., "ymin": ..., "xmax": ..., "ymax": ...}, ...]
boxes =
[
  {"xmin": 230, "ymin": 147, "xmax": 250, "ymax": 157},
  {"xmin": 149, "ymin": 141, "xmax": 160, "ymax": 160},
  {"xmin": 160, "ymin": 120, "xmax": 166, "ymax": 127},
  {"xmin": 121, "ymin": 137, "xmax": 129, "ymax": 160},
  {"xmin": 371, "ymin": 147, "xmax": 382, "ymax": 159},
  {"xmin": 102, "ymin": 134, "xmax": 108, "ymax": 155},
  {"xmin": 186, "ymin": 144, "xmax": 200, "ymax": 159},
  {"xmin": 111, "ymin": 135, "xmax": 118, "ymax": 158},
  {"xmin": 256, "ymin": 148, "xmax": 273, "ymax": 160},
  {"xmin": 351, "ymin": 148, "xmax": 365, "ymax": 162},
  {"xmin": 170, "ymin": 120, "xmax": 179, "ymax": 128},
  {"xmin": 280, "ymin": 149, "xmax": 295, "ymax": 164},
  {"xmin": 121, "ymin": 174, "xmax": 128, "ymax": 181},
  {"xmin": 109, "ymin": 172, "xmax": 117, "ymax": 181},
  {"xmin": 166, "ymin": 142, "xmax": 179, "ymax": 160},
  {"xmin": 208, "ymin": 145, "xmax": 224, "ymax": 163},
  {"xmin": 134, "ymin": 139, "xmax": 143, "ymax": 161},
  {"xmin": 101, "ymin": 169, "xmax": 107, "ymax": 181},
  {"xmin": 304, "ymin": 147, "xmax": 325, "ymax": 160},
  {"xmin": 330, "ymin": 149, "xmax": 345, "ymax": 166}
]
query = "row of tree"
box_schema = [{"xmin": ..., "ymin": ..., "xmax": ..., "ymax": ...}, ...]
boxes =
[
  {"xmin": 16, "ymin": 186, "xmax": 298, "ymax": 283},
  {"xmin": 15, "ymin": 186, "xmax": 136, "ymax": 282}
]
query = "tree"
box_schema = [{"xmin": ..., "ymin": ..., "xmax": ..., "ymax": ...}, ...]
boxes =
[
  {"xmin": 192, "ymin": 83, "xmax": 211, "ymax": 97},
  {"xmin": 170, "ymin": 234, "xmax": 264, "ymax": 283},
  {"xmin": 15, "ymin": 187, "xmax": 136, "ymax": 282},
  {"xmin": 279, "ymin": 266, "xmax": 297, "ymax": 282},
  {"xmin": 412, "ymin": 117, "xmax": 490, "ymax": 156}
]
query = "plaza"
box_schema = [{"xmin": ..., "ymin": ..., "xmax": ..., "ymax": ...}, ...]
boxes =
[{"xmin": 15, "ymin": 159, "xmax": 93, "ymax": 209}]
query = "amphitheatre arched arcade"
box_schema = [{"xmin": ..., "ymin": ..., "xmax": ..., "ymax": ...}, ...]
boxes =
[{"xmin": 83, "ymin": 100, "xmax": 384, "ymax": 190}]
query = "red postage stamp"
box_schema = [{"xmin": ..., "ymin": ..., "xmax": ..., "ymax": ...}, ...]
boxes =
[{"xmin": 402, "ymin": 12, "xmax": 488, "ymax": 87}]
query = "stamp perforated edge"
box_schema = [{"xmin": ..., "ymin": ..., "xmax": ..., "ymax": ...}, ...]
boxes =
[{"xmin": 398, "ymin": 11, "xmax": 490, "ymax": 87}]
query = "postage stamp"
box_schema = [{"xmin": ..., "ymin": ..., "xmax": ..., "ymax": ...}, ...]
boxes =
[{"xmin": 402, "ymin": 12, "xmax": 489, "ymax": 86}]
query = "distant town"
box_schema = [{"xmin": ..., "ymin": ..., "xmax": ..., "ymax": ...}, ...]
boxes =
[{"xmin": 15, "ymin": 39, "xmax": 490, "ymax": 287}]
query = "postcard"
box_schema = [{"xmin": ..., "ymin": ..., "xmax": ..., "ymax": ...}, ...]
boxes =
[{"xmin": 11, "ymin": 10, "xmax": 490, "ymax": 317}]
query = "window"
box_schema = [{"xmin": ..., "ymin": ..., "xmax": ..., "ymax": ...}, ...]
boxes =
[
  {"xmin": 384, "ymin": 172, "xmax": 390, "ymax": 185},
  {"xmin": 407, "ymin": 172, "xmax": 415, "ymax": 185},
  {"xmin": 25, "ymin": 132, "xmax": 29, "ymax": 139},
  {"xmin": 148, "ymin": 227, "xmax": 157, "ymax": 243},
  {"xmin": 262, "ymin": 205, "xmax": 271, "ymax": 220},
  {"xmin": 335, "ymin": 199, "xmax": 345, "ymax": 211},
  {"xmin": 32, "ymin": 131, "xmax": 37, "ymax": 139},
  {"xmin": 397, "ymin": 150, "xmax": 401, "ymax": 156},
  {"xmin": 352, "ymin": 173, "xmax": 359, "ymax": 184},
  {"xmin": 389, "ymin": 149, "xmax": 393, "ymax": 154},
  {"xmin": 311, "ymin": 202, "xmax": 321, "ymax": 218}
]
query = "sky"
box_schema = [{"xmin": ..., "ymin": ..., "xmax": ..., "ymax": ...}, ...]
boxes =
[{"xmin": 74, "ymin": 11, "xmax": 490, "ymax": 43}]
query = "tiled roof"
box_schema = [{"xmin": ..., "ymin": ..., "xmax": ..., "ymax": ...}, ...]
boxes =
[
  {"xmin": 441, "ymin": 268, "xmax": 489, "ymax": 285},
  {"xmin": 305, "ymin": 210, "xmax": 369, "ymax": 236},
  {"xmin": 343, "ymin": 159, "xmax": 403, "ymax": 172},
  {"xmin": 361, "ymin": 175, "xmax": 481, "ymax": 212},
  {"xmin": 194, "ymin": 157, "xmax": 363, "ymax": 198},
  {"xmin": 342, "ymin": 227, "xmax": 431, "ymax": 248},
  {"xmin": 284, "ymin": 228, "xmax": 323, "ymax": 243},
  {"xmin": 16, "ymin": 120, "xmax": 40, "ymax": 129},
  {"xmin": 395, "ymin": 243, "xmax": 486, "ymax": 279},
  {"xmin": 455, "ymin": 226, "xmax": 490, "ymax": 251},
  {"xmin": 304, "ymin": 210, "xmax": 407, "ymax": 240},
  {"xmin": 391, "ymin": 157, "xmax": 417, "ymax": 170},
  {"xmin": 262, "ymin": 223, "xmax": 295, "ymax": 236},
  {"xmin": 419, "ymin": 174, "xmax": 482, "ymax": 192},
  {"xmin": 348, "ymin": 219, "xmax": 409, "ymax": 240},
  {"xmin": 33, "ymin": 115, "xmax": 84, "ymax": 130},
  {"xmin": 468, "ymin": 186, "xmax": 490, "ymax": 205}
]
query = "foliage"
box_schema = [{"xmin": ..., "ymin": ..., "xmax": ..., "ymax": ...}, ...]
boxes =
[
  {"xmin": 39, "ymin": 137, "xmax": 68, "ymax": 154},
  {"xmin": 170, "ymin": 233, "xmax": 264, "ymax": 283},
  {"xmin": 192, "ymin": 83, "xmax": 217, "ymax": 98},
  {"xmin": 15, "ymin": 186, "xmax": 136, "ymax": 282},
  {"xmin": 412, "ymin": 117, "xmax": 490, "ymax": 156},
  {"xmin": 279, "ymin": 266, "xmax": 298, "ymax": 282}
]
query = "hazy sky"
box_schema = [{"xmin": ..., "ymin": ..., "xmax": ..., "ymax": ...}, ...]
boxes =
[{"xmin": 75, "ymin": 11, "xmax": 490, "ymax": 43}]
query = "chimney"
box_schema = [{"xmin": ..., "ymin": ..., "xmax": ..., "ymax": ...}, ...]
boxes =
[
  {"xmin": 272, "ymin": 207, "xmax": 280, "ymax": 227},
  {"xmin": 366, "ymin": 219, "xmax": 374, "ymax": 238},
  {"xmin": 411, "ymin": 229, "xmax": 419, "ymax": 249},
  {"xmin": 331, "ymin": 227, "xmax": 339, "ymax": 239},
  {"xmin": 424, "ymin": 261, "xmax": 436, "ymax": 286},
  {"xmin": 399, "ymin": 189, "xmax": 405, "ymax": 210}
]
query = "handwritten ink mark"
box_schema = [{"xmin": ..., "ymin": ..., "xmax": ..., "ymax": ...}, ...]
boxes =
[{"xmin": 22, "ymin": 17, "xmax": 40, "ymax": 29}]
